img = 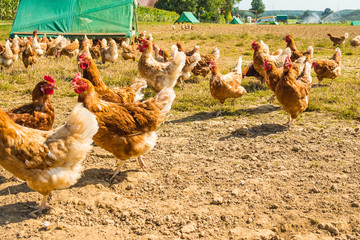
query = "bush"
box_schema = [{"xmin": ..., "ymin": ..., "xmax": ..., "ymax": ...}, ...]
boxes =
[
  {"xmin": 0, "ymin": 0, "xmax": 18, "ymax": 20},
  {"xmin": 136, "ymin": 6, "xmax": 179, "ymax": 22}
]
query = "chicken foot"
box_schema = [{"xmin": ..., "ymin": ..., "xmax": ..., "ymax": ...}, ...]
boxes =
[
  {"xmin": 110, "ymin": 156, "xmax": 148, "ymax": 183},
  {"xmin": 267, "ymin": 95, "xmax": 276, "ymax": 103},
  {"xmin": 29, "ymin": 194, "xmax": 50, "ymax": 216}
]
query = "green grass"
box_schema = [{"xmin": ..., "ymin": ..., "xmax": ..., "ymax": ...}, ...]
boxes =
[{"xmin": 0, "ymin": 23, "xmax": 360, "ymax": 123}]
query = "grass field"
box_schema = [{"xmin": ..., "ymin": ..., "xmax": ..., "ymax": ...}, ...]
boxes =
[
  {"xmin": 0, "ymin": 22, "xmax": 360, "ymax": 239},
  {"xmin": 1, "ymin": 22, "xmax": 360, "ymax": 122}
]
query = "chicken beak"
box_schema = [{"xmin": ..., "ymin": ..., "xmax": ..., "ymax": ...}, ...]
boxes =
[{"xmin": 53, "ymin": 85, "xmax": 59, "ymax": 90}]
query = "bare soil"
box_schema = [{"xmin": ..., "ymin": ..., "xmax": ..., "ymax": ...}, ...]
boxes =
[{"xmin": 1, "ymin": 108, "xmax": 359, "ymax": 240}]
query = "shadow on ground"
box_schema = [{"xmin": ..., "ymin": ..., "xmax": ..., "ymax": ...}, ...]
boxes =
[
  {"xmin": 168, "ymin": 104, "xmax": 281, "ymax": 124},
  {"xmin": 220, "ymin": 123, "xmax": 288, "ymax": 140}
]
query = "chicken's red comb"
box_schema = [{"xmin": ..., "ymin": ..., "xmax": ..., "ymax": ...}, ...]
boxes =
[
  {"xmin": 44, "ymin": 75, "xmax": 55, "ymax": 84},
  {"xmin": 73, "ymin": 72, "xmax": 82, "ymax": 83},
  {"xmin": 285, "ymin": 35, "xmax": 290, "ymax": 39},
  {"xmin": 79, "ymin": 53, "xmax": 86, "ymax": 60},
  {"xmin": 34, "ymin": 30, "xmax": 38, "ymax": 34},
  {"xmin": 264, "ymin": 60, "xmax": 269, "ymax": 66},
  {"xmin": 251, "ymin": 41, "xmax": 256, "ymax": 46}
]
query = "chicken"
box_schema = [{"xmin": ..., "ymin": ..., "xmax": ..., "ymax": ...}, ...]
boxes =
[
  {"xmin": 90, "ymin": 40, "xmax": 101, "ymax": 60},
  {"xmin": 0, "ymin": 40, "xmax": 15, "ymax": 69},
  {"xmin": 209, "ymin": 57, "xmax": 247, "ymax": 116},
  {"xmin": 39, "ymin": 36, "xmax": 48, "ymax": 52},
  {"xmin": 45, "ymin": 35, "xmax": 65, "ymax": 57},
  {"xmin": 242, "ymin": 62, "xmax": 263, "ymax": 79},
  {"xmin": 176, "ymin": 43, "xmax": 201, "ymax": 88},
  {"xmin": 312, "ymin": 47, "xmax": 341, "ymax": 86},
  {"xmin": 153, "ymin": 44, "xmax": 171, "ymax": 62},
  {"xmin": 72, "ymin": 76, "xmax": 175, "ymax": 181},
  {"xmin": 22, "ymin": 40, "xmax": 38, "ymax": 69},
  {"xmin": 148, "ymin": 33, "xmax": 154, "ymax": 42},
  {"xmin": 6, "ymin": 76, "xmax": 58, "ymax": 131},
  {"xmin": 121, "ymin": 40, "xmax": 137, "ymax": 61},
  {"xmin": 192, "ymin": 47, "xmax": 220, "ymax": 77},
  {"xmin": 350, "ymin": 36, "xmax": 360, "ymax": 47},
  {"xmin": 242, "ymin": 41, "xmax": 284, "ymax": 79},
  {"xmin": 78, "ymin": 40, "xmax": 92, "ymax": 60},
  {"xmin": 78, "ymin": 54, "xmax": 146, "ymax": 103},
  {"xmin": 251, "ymin": 41, "xmax": 290, "ymax": 83},
  {"xmin": 32, "ymin": 37, "xmax": 45, "ymax": 57},
  {"xmin": 59, "ymin": 39, "xmax": 79, "ymax": 57},
  {"xmin": 327, "ymin": 33, "xmax": 348, "ymax": 46},
  {"xmin": 285, "ymin": 35, "xmax": 314, "ymax": 62},
  {"xmin": 264, "ymin": 56, "xmax": 308, "ymax": 103},
  {"xmin": 0, "ymin": 103, "xmax": 98, "ymax": 213},
  {"xmin": 138, "ymin": 39, "xmax": 186, "ymax": 92},
  {"xmin": 32, "ymin": 30, "xmax": 40, "ymax": 42},
  {"xmin": 100, "ymin": 38, "xmax": 118, "ymax": 64},
  {"xmin": 0, "ymin": 44, "xmax": 4, "ymax": 54},
  {"xmin": 10, "ymin": 37, "xmax": 20, "ymax": 62},
  {"xmin": 275, "ymin": 56, "xmax": 312, "ymax": 127},
  {"xmin": 135, "ymin": 31, "xmax": 147, "ymax": 44}
]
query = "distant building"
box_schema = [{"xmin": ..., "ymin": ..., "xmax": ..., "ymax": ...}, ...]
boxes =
[{"xmin": 137, "ymin": 0, "xmax": 158, "ymax": 7}]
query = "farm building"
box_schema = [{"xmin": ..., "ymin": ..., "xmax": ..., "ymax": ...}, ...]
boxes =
[
  {"xmin": 10, "ymin": 0, "xmax": 138, "ymax": 40},
  {"xmin": 174, "ymin": 12, "xmax": 200, "ymax": 24},
  {"xmin": 229, "ymin": 18, "xmax": 244, "ymax": 24}
]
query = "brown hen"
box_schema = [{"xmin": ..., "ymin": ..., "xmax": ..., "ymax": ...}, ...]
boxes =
[
  {"xmin": 7, "ymin": 76, "xmax": 58, "ymax": 131},
  {"xmin": 72, "ymin": 76, "xmax": 175, "ymax": 181}
]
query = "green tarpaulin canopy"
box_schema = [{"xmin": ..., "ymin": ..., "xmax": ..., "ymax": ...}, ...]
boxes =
[
  {"xmin": 10, "ymin": 0, "xmax": 138, "ymax": 40},
  {"xmin": 174, "ymin": 12, "xmax": 200, "ymax": 24},
  {"xmin": 229, "ymin": 18, "xmax": 243, "ymax": 24},
  {"xmin": 276, "ymin": 15, "xmax": 288, "ymax": 20},
  {"xmin": 351, "ymin": 21, "xmax": 360, "ymax": 26}
]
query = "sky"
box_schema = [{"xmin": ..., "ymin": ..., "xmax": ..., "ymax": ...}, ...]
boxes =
[{"xmin": 237, "ymin": 0, "xmax": 360, "ymax": 11}]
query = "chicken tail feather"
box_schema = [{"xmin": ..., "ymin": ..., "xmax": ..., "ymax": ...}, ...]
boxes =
[
  {"xmin": 129, "ymin": 77, "xmax": 147, "ymax": 102},
  {"xmin": 154, "ymin": 87, "xmax": 176, "ymax": 117}
]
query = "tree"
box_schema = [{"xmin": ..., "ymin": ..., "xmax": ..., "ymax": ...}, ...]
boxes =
[
  {"xmin": 321, "ymin": 8, "xmax": 333, "ymax": 18},
  {"xmin": 250, "ymin": 0, "xmax": 265, "ymax": 18},
  {"xmin": 155, "ymin": 0, "xmax": 197, "ymax": 15},
  {"xmin": 300, "ymin": 10, "xmax": 311, "ymax": 20}
]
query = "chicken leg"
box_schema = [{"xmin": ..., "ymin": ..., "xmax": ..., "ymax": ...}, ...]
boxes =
[
  {"xmin": 109, "ymin": 160, "xmax": 126, "ymax": 182},
  {"xmin": 285, "ymin": 115, "xmax": 294, "ymax": 128},
  {"xmin": 29, "ymin": 194, "xmax": 50, "ymax": 216},
  {"xmin": 216, "ymin": 104, "xmax": 223, "ymax": 117},
  {"xmin": 110, "ymin": 156, "xmax": 148, "ymax": 182},
  {"xmin": 137, "ymin": 156, "xmax": 148, "ymax": 173}
]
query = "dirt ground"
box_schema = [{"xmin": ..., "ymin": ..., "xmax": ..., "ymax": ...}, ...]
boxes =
[
  {"xmin": 0, "ymin": 23, "xmax": 360, "ymax": 240},
  {"xmin": 0, "ymin": 108, "xmax": 359, "ymax": 240}
]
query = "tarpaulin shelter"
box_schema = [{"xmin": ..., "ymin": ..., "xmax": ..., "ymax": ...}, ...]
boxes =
[
  {"xmin": 174, "ymin": 12, "xmax": 200, "ymax": 24},
  {"xmin": 229, "ymin": 18, "xmax": 243, "ymax": 24},
  {"xmin": 10, "ymin": 0, "xmax": 138, "ymax": 40},
  {"xmin": 276, "ymin": 15, "xmax": 288, "ymax": 23},
  {"xmin": 351, "ymin": 21, "xmax": 360, "ymax": 26}
]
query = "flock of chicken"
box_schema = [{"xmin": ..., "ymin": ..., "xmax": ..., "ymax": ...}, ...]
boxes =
[{"xmin": 0, "ymin": 29, "xmax": 347, "ymax": 214}]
